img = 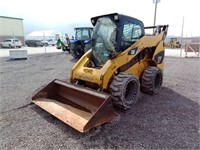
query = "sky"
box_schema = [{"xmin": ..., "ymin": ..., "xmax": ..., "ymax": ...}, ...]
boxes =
[{"xmin": 0, "ymin": 0, "xmax": 199, "ymax": 37}]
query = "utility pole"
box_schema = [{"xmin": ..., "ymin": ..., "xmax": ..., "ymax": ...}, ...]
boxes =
[
  {"xmin": 180, "ymin": 16, "xmax": 184, "ymax": 58},
  {"xmin": 153, "ymin": 0, "xmax": 161, "ymax": 26},
  {"xmin": 43, "ymin": 32, "xmax": 46, "ymax": 54},
  {"xmin": 12, "ymin": 31, "xmax": 16, "ymax": 49}
]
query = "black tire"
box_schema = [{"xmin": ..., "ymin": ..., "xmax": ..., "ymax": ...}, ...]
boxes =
[
  {"xmin": 110, "ymin": 72, "xmax": 140, "ymax": 110},
  {"xmin": 141, "ymin": 66, "xmax": 163, "ymax": 94},
  {"xmin": 61, "ymin": 47, "xmax": 66, "ymax": 51},
  {"xmin": 70, "ymin": 43, "xmax": 84, "ymax": 59},
  {"xmin": 84, "ymin": 43, "xmax": 92, "ymax": 53},
  {"xmin": 65, "ymin": 46, "xmax": 70, "ymax": 53},
  {"xmin": 57, "ymin": 46, "xmax": 61, "ymax": 49}
]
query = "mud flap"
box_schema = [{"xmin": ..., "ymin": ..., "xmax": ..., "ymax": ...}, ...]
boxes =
[{"xmin": 32, "ymin": 79, "xmax": 115, "ymax": 133}]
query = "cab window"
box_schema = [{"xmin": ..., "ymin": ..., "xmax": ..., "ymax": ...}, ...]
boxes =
[{"xmin": 121, "ymin": 22, "xmax": 142, "ymax": 50}]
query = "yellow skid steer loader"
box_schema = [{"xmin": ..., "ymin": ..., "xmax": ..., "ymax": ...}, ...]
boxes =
[{"xmin": 32, "ymin": 13, "xmax": 168, "ymax": 133}]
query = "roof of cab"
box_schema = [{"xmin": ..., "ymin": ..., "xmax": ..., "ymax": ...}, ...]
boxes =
[{"xmin": 90, "ymin": 13, "xmax": 144, "ymax": 27}]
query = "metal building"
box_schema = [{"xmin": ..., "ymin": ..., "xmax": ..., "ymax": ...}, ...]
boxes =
[{"xmin": 0, "ymin": 16, "xmax": 24, "ymax": 45}]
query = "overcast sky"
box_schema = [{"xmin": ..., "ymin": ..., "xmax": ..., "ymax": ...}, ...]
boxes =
[{"xmin": 0, "ymin": 0, "xmax": 199, "ymax": 37}]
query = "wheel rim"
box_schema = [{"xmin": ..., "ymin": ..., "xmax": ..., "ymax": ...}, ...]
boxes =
[{"xmin": 125, "ymin": 80, "xmax": 138, "ymax": 105}]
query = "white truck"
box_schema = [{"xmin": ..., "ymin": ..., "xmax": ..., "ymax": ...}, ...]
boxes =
[{"xmin": 42, "ymin": 39, "xmax": 56, "ymax": 46}]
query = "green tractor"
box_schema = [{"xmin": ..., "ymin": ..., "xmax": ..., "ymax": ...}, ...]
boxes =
[
  {"xmin": 70, "ymin": 27, "xmax": 93, "ymax": 59},
  {"xmin": 56, "ymin": 34, "xmax": 70, "ymax": 52}
]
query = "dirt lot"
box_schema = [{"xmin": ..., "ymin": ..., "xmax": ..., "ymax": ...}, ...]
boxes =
[{"xmin": 0, "ymin": 52, "xmax": 199, "ymax": 149}]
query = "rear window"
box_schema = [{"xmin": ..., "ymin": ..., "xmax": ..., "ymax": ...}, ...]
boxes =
[{"xmin": 14, "ymin": 40, "xmax": 20, "ymax": 42}]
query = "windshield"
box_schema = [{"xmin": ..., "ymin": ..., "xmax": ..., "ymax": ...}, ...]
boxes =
[
  {"xmin": 75, "ymin": 28, "xmax": 90, "ymax": 40},
  {"xmin": 92, "ymin": 17, "xmax": 117, "ymax": 67}
]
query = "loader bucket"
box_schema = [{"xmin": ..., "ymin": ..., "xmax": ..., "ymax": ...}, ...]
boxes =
[{"xmin": 32, "ymin": 79, "xmax": 115, "ymax": 133}]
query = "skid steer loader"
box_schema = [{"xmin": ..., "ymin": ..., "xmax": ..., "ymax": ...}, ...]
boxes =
[{"xmin": 32, "ymin": 13, "xmax": 168, "ymax": 133}]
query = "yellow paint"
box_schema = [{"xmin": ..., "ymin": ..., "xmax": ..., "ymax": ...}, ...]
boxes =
[{"xmin": 71, "ymin": 30, "xmax": 166, "ymax": 91}]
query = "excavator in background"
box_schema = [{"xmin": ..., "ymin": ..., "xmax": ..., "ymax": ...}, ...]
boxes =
[
  {"xmin": 32, "ymin": 13, "xmax": 168, "ymax": 133},
  {"xmin": 70, "ymin": 27, "xmax": 93, "ymax": 59}
]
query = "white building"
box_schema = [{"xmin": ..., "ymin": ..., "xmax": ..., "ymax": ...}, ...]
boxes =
[
  {"xmin": 26, "ymin": 30, "xmax": 65, "ymax": 41},
  {"xmin": 0, "ymin": 16, "xmax": 24, "ymax": 45}
]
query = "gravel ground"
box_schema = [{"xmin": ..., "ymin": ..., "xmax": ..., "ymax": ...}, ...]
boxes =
[{"xmin": 0, "ymin": 52, "xmax": 199, "ymax": 149}]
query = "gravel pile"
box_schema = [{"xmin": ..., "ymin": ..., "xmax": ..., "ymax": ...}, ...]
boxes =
[{"xmin": 0, "ymin": 53, "xmax": 199, "ymax": 149}]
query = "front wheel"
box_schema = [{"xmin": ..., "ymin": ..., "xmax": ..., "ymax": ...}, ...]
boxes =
[
  {"xmin": 110, "ymin": 72, "xmax": 140, "ymax": 110},
  {"xmin": 141, "ymin": 66, "xmax": 163, "ymax": 94}
]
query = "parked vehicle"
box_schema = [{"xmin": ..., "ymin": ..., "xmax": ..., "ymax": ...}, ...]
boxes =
[
  {"xmin": 42, "ymin": 39, "xmax": 57, "ymax": 46},
  {"xmin": 25, "ymin": 40, "xmax": 44, "ymax": 47},
  {"xmin": 0, "ymin": 39, "xmax": 22, "ymax": 48},
  {"xmin": 165, "ymin": 38, "xmax": 181, "ymax": 48},
  {"xmin": 56, "ymin": 38, "xmax": 70, "ymax": 52},
  {"xmin": 70, "ymin": 27, "xmax": 93, "ymax": 59}
]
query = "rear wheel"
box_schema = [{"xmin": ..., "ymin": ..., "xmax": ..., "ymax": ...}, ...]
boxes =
[
  {"xmin": 110, "ymin": 72, "xmax": 140, "ymax": 110},
  {"xmin": 141, "ymin": 66, "xmax": 163, "ymax": 94},
  {"xmin": 84, "ymin": 43, "xmax": 92, "ymax": 53},
  {"xmin": 70, "ymin": 43, "xmax": 84, "ymax": 59}
]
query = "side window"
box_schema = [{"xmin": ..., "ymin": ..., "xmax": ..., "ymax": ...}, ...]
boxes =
[
  {"xmin": 121, "ymin": 22, "xmax": 142, "ymax": 50},
  {"xmin": 123, "ymin": 22, "xmax": 134, "ymax": 41},
  {"xmin": 132, "ymin": 24, "xmax": 142, "ymax": 39},
  {"xmin": 5, "ymin": 40, "xmax": 11, "ymax": 42}
]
